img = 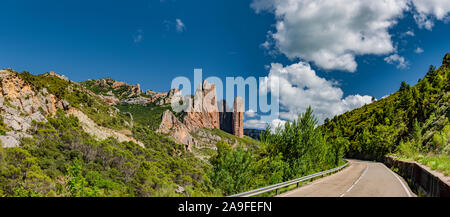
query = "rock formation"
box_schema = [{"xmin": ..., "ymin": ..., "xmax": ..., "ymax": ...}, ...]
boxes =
[
  {"xmin": 0, "ymin": 70, "xmax": 144, "ymax": 148},
  {"xmin": 0, "ymin": 70, "xmax": 68, "ymax": 147},
  {"xmin": 157, "ymin": 110, "xmax": 195, "ymax": 151},
  {"xmin": 182, "ymin": 80, "xmax": 220, "ymax": 132},
  {"xmin": 218, "ymin": 100, "xmax": 233, "ymax": 134},
  {"xmin": 157, "ymin": 80, "xmax": 247, "ymax": 150},
  {"xmin": 232, "ymin": 96, "xmax": 244, "ymax": 138}
]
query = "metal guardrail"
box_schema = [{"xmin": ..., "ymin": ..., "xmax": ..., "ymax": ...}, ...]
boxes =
[{"xmin": 229, "ymin": 161, "xmax": 349, "ymax": 197}]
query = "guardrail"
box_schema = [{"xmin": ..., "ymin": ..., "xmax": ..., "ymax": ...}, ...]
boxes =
[{"xmin": 229, "ymin": 161, "xmax": 349, "ymax": 197}]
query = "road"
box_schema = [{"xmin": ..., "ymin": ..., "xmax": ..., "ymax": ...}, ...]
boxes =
[{"xmin": 278, "ymin": 159, "xmax": 416, "ymax": 197}]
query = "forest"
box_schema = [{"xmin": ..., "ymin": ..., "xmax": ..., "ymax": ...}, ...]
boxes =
[{"xmin": 322, "ymin": 53, "xmax": 450, "ymax": 175}]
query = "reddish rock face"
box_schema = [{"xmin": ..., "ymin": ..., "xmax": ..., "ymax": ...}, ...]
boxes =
[
  {"xmin": 183, "ymin": 80, "xmax": 220, "ymax": 131},
  {"xmin": 232, "ymin": 97, "xmax": 244, "ymax": 138},
  {"xmin": 158, "ymin": 80, "xmax": 246, "ymax": 150},
  {"xmin": 219, "ymin": 100, "xmax": 233, "ymax": 134},
  {"xmin": 158, "ymin": 110, "xmax": 195, "ymax": 152}
]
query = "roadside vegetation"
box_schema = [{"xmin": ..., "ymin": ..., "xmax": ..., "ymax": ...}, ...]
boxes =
[
  {"xmin": 209, "ymin": 107, "xmax": 344, "ymax": 196},
  {"xmin": 321, "ymin": 53, "xmax": 450, "ymax": 175}
]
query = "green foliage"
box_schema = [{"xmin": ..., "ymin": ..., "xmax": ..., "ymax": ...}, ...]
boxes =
[
  {"xmin": 66, "ymin": 158, "xmax": 99, "ymax": 197},
  {"xmin": 262, "ymin": 107, "xmax": 336, "ymax": 178},
  {"xmin": 209, "ymin": 107, "xmax": 340, "ymax": 196},
  {"xmin": 0, "ymin": 116, "xmax": 7, "ymax": 136},
  {"xmin": 0, "ymin": 147, "xmax": 55, "ymax": 197},
  {"xmin": 206, "ymin": 128, "xmax": 261, "ymax": 151},
  {"xmin": 321, "ymin": 53, "xmax": 450, "ymax": 169},
  {"xmin": 0, "ymin": 112, "xmax": 217, "ymax": 197},
  {"xmin": 209, "ymin": 142, "xmax": 254, "ymax": 195},
  {"xmin": 115, "ymin": 103, "xmax": 170, "ymax": 130}
]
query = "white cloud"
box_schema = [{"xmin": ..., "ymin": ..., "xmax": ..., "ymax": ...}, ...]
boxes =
[
  {"xmin": 415, "ymin": 47, "xmax": 424, "ymax": 53},
  {"xmin": 245, "ymin": 109, "xmax": 258, "ymax": 118},
  {"xmin": 244, "ymin": 119, "xmax": 267, "ymax": 129},
  {"xmin": 404, "ymin": 30, "xmax": 415, "ymax": 37},
  {"xmin": 411, "ymin": 0, "xmax": 450, "ymax": 30},
  {"xmin": 244, "ymin": 118, "xmax": 287, "ymax": 130},
  {"xmin": 251, "ymin": 0, "xmax": 450, "ymax": 71},
  {"xmin": 384, "ymin": 54, "xmax": 409, "ymax": 69},
  {"xmin": 175, "ymin": 19, "xmax": 186, "ymax": 32},
  {"xmin": 260, "ymin": 61, "xmax": 373, "ymax": 124},
  {"xmin": 251, "ymin": 0, "xmax": 409, "ymax": 72}
]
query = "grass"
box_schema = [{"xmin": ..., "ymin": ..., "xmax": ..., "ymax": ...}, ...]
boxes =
[
  {"xmin": 207, "ymin": 128, "xmax": 261, "ymax": 150},
  {"xmin": 115, "ymin": 103, "xmax": 169, "ymax": 130},
  {"xmin": 417, "ymin": 154, "xmax": 450, "ymax": 176},
  {"xmin": 394, "ymin": 153, "xmax": 450, "ymax": 176}
]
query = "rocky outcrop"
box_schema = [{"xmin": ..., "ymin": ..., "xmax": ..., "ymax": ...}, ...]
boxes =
[
  {"xmin": 0, "ymin": 69, "xmax": 69, "ymax": 147},
  {"xmin": 232, "ymin": 97, "xmax": 244, "ymax": 138},
  {"xmin": 218, "ymin": 97, "xmax": 244, "ymax": 138},
  {"xmin": 157, "ymin": 81, "xmax": 247, "ymax": 149},
  {"xmin": 218, "ymin": 100, "xmax": 233, "ymax": 134},
  {"xmin": 119, "ymin": 96, "xmax": 153, "ymax": 105},
  {"xmin": 45, "ymin": 71, "xmax": 70, "ymax": 82},
  {"xmin": 157, "ymin": 110, "xmax": 195, "ymax": 151},
  {"xmin": 85, "ymin": 78, "xmax": 142, "ymax": 102},
  {"xmin": 99, "ymin": 95, "xmax": 120, "ymax": 105},
  {"xmin": 182, "ymin": 81, "xmax": 220, "ymax": 132}
]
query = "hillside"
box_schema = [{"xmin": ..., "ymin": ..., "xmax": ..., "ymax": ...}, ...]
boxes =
[
  {"xmin": 322, "ymin": 53, "xmax": 450, "ymax": 174},
  {"xmin": 0, "ymin": 69, "xmax": 262, "ymax": 197}
]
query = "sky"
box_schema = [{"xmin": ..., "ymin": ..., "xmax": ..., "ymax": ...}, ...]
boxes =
[{"xmin": 0, "ymin": 0, "xmax": 449, "ymax": 129}]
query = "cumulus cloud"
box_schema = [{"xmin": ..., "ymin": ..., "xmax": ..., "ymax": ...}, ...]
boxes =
[
  {"xmin": 251, "ymin": 0, "xmax": 409, "ymax": 72},
  {"xmin": 411, "ymin": 0, "xmax": 450, "ymax": 30},
  {"xmin": 251, "ymin": 0, "xmax": 450, "ymax": 72},
  {"xmin": 245, "ymin": 109, "xmax": 258, "ymax": 118},
  {"xmin": 175, "ymin": 19, "xmax": 186, "ymax": 32},
  {"xmin": 244, "ymin": 119, "xmax": 267, "ymax": 129},
  {"xmin": 384, "ymin": 54, "xmax": 409, "ymax": 69},
  {"xmin": 260, "ymin": 61, "xmax": 373, "ymax": 124},
  {"xmin": 403, "ymin": 30, "xmax": 415, "ymax": 37},
  {"xmin": 415, "ymin": 47, "xmax": 424, "ymax": 53},
  {"xmin": 244, "ymin": 118, "xmax": 287, "ymax": 130}
]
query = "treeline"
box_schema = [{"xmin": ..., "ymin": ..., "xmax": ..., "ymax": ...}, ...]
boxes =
[
  {"xmin": 321, "ymin": 53, "xmax": 450, "ymax": 163},
  {"xmin": 209, "ymin": 107, "xmax": 343, "ymax": 196}
]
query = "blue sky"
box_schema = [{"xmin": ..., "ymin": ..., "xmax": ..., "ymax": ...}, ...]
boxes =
[{"xmin": 1, "ymin": 0, "xmax": 449, "ymax": 128}]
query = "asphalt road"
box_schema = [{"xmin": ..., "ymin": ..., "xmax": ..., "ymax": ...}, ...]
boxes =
[{"xmin": 278, "ymin": 159, "xmax": 416, "ymax": 197}]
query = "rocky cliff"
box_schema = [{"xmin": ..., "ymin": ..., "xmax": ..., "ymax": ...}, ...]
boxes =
[
  {"xmin": 0, "ymin": 70, "xmax": 143, "ymax": 148},
  {"xmin": 182, "ymin": 80, "xmax": 220, "ymax": 132},
  {"xmin": 157, "ymin": 80, "xmax": 245, "ymax": 151},
  {"xmin": 218, "ymin": 100, "xmax": 233, "ymax": 134},
  {"xmin": 157, "ymin": 110, "xmax": 195, "ymax": 151},
  {"xmin": 0, "ymin": 70, "xmax": 66, "ymax": 147},
  {"xmin": 232, "ymin": 97, "xmax": 244, "ymax": 138}
]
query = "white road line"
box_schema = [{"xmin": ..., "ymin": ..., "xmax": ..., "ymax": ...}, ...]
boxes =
[
  {"xmin": 340, "ymin": 165, "xmax": 368, "ymax": 197},
  {"xmin": 381, "ymin": 163, "xmax": 412, "ymax": 197}
]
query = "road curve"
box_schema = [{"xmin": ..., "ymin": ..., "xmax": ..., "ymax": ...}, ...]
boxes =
[{"xmin": 278, "ymin": 159, "xmax": 416, "ymax": 197}]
